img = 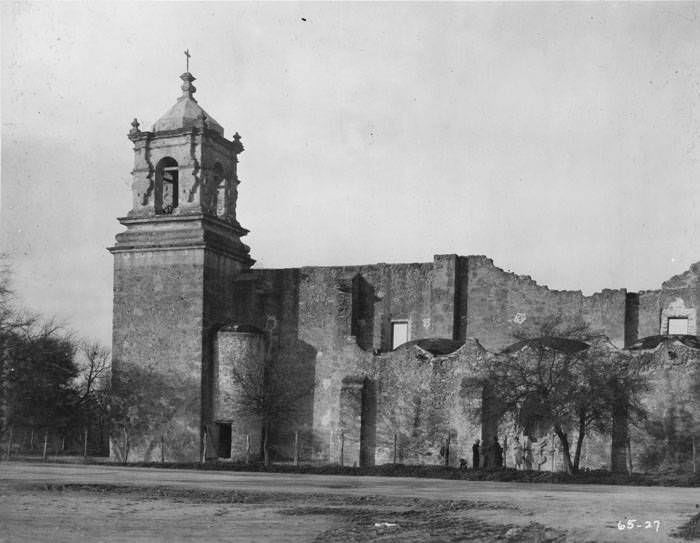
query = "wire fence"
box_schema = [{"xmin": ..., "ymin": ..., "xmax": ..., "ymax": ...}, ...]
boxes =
[{"xmin": 0, "ymin": 424, "xmax": 109, "ymax": 461}]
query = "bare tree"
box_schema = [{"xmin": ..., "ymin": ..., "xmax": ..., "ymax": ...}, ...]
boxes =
[
  {"xmin": 230, "ymin": 353, "xmax": 315, "ymax": 466},
  {"xmin": 74, "ymin": 341, "xmax": 111, "ymax": 406}
]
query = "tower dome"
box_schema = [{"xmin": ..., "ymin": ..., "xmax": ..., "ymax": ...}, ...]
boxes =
[{"xmin": 152, "ymin": 72, "xmax": 224, "ymax": 136}]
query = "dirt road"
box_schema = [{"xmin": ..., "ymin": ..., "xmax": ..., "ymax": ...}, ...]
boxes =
[{"xmin": 0, "ymin": 462, "xmax": 697, "ymax": 542}]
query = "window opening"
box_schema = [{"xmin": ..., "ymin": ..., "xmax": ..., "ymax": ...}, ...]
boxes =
[
  {"xmin": 391, "ymin": 321, "xmax": 409, "ymax": 350},
  {"xmin": 667, "ymin": 317, "xmax": 688, "ymax": 335}
]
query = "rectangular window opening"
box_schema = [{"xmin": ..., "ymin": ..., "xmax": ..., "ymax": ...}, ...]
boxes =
[
  {"xmin": 667, "ymin": 317, "xmax": 689, "ymax": 335},
  {"xmin": 391, "ymin": 321, "xmax": 409, "ymax": 350}
]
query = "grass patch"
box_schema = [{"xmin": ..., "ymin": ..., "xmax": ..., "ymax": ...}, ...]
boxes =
[
  {"xmin": 9, "ymin": 456, "xmax": 700, "ymax": 486},
  {"xmin": 127, "ymin": 461, "xmax": 700, "ymax": 487},
  {"xmin": 674, "ymin": 512, "xmax": 700, "ymax": 540},
  {"xmin": 5, "ymin": 482, "xmax": 516, "ymax": 511}
]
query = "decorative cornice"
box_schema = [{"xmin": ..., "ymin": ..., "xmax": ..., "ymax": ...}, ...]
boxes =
[
  {"xmin": 131, "ymin": 126, "xmax": 241, "ymax": 153},
  {"xmin": 116, "ymin": 213, "xmax": 250, "ymax": 236},
  {"xmin": 109, "ymin": 213, "xmax": 254, "ymax": 265},
  {"xmin": 107, "ymin": 242, "xmax": 255, "ymax": 265}
]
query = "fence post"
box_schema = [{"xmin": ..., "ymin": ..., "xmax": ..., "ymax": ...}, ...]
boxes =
[
  {"xmin": 6, "ymin": 426, "xmax": 13, "ymax": 460},
  {"xmin": 42, "ymin": 431, "xmax": 48, "ymax": 462},
  {"xmin": 393, "ymin": 433, "xmax": 397, "ymax": 464},
  {"xmin": 83, "ymin": 427, "xmax": 89, "ymax": 460},
  {"xmin": 161, "ymin": 435, "xmax": 165, "ymax": 464},
  {"xmin": 445, "ymin": 434, "xmax": 451, "ymax": 467},
  {"xmin": 29, "ymin": 429, "xmax": 34, "ymax": 451},
  {"xmin": 627, "ymin": 437, "xmax": 633, "ymax": 475},
  {"xmin": 340, "ymin": 431, "xmax": 345, "ymax": 467},
  {"xmin": 201, "ymin": 427, "xmax": 208, "ymax": 464},
  {"xmin": 293, "ymin": 431, "xmax": 299, "ymax": 466},
  {"xmin": 245, "ymin": 434, "xmax": 250, "ymax": 464},
  {"xmin": 692, "ymin": 436, "xmax": 696, "ymax": 474},
  {"xmin": 122, "ymin": 427, "xmax": 129, "ymax": 464}
]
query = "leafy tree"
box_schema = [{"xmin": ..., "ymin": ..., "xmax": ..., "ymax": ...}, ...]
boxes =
[
  {"xmin": 0, "ymin": 256, "xmax": 36, "ymax": 435},
  {"xmin": 0, "ymin": 256, "xmax": 111, "ymax": 454},
  {"xmin": 3, "ymin": 324, "xmax": 79, "ymax": 434},
  {"xmin": 486, "ymin": 316, "xmax": 647, "ymax": 474}
]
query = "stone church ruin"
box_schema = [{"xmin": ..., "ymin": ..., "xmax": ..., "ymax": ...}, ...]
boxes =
[{"xmin": 109, "ymin": 70, "xmax": 700, "ymax": 472}]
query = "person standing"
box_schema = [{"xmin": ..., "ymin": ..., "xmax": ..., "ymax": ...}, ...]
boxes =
[
  {"xmin": 494, "ymin": 436, "xmax": 503, "ymax": 468},
  {"xmin": 523, "ymin": 435, "xmax": 533, "ymax": 471},
  {"xmin": 472, "ymin": 439, "xmax": 481, "ymax": 469},
  {"xmin": 513, "ymin": 436, "xmax": 524, "ymax": 470}
]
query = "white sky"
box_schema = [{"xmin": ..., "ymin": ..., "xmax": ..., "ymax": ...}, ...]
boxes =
[{"xmin": 2, "ymin": 2, "xmax": 700, "ymax": 347}]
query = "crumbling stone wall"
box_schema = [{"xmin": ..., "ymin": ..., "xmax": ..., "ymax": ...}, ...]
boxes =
[
  {"xmin": 273, "ymin": 264, "xmax": 437, "ymax": 462},
  {"xmin": 631, "ymin": 343, "xmax": 700, "ymax": 472},
  {"xmin": 113, "ymin": 241, "xmax": 698, "ymax": 467},
  {"xmin": 461, "ymin": 256, "xmax": 627, "ymax": 350},
  {"xmin": 229, "ymin": 256, "xmax": 634, "ymax": 466},
  {"xmin": 635, "ymin": 263, "xmax": 700, "ymax": 340},
  {"xmin": 225, "ymin": 259, "xmax": 464, "ymax": 463},
  {"xmin": 360, "ymin": 340, "xmax": 488, "ymax": 467}
]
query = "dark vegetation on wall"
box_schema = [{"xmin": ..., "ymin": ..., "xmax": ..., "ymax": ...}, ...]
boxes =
[{"xmin": 109, "ymin": 361, "xmax": 200, "ymax": 463}]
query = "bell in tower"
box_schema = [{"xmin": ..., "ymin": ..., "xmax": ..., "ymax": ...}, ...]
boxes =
[
  {"xmin": 108, "ymin": 62, "xmax": 253, "ymax": 462},
  {"xmin": 125, "ymin": 69, "xmax": 247, "ymax": 226}
]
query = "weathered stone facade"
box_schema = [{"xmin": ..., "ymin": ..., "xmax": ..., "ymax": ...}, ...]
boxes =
[
  {"xmin": 109, "ymin": 72, "xmax": 253, "ymax": 462},
  {"xmin": 110, "ymin": 72, "xmax": 698, "ymax": 470}
]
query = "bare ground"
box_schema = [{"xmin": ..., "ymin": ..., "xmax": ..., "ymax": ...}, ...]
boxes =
[{"xmin": 0, "ymin": 462, "xmax": 698, "ymax": 542}]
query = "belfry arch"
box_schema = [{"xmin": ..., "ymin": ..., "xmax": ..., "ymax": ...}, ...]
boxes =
[
  {"xmin": 154, "ymin": 156, "xmax": 179, "ymax": 214},
  {"xmin": 213, "ymin": 162, "xmax": 226, "ymax": 218}
]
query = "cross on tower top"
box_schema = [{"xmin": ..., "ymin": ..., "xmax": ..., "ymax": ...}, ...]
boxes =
[{"xmin": 184, "ymin": 49, "xmax": 191, "ymax": 72}]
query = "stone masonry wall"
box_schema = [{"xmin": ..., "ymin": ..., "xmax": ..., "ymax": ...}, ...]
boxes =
[
  {"xmin": 636, "ymin": 262, "xmax": 700, "ymax": 340},
  {"xmin": 242, "ymin": 256, "xmax": 631, "ymax": 464},
  {"xmin": 224, "ymin": 268, "xmax": 319, "ymax": 461},
  {"xmin": 224, "ymin": 255, "xmax": 700, "ymax": 469},
  {"xmin": 214, "ymin": 329, "xmax": 265, "ymax": 460},
  {"xmin": 111, "ymin": 249, "xmax": 204, "ymax": 462},
  {"xmin": 367, "ymin": 340, "xmax": 488, "ymax": 467},
  {"xmin": 229, "ymin": 261, "xmax": 446, "ymax": 462},
  {"xmin": 294, "ymin": 263, "xmax": 439, "ymax": 463},
  {"xmin": 201, "ymin": 250, "xmax": 250, "ymax": 459},
  {"xmin": 631, "ymin": 344, "xmax": 700, "ymax": 472},
  {"xmin": 462, "ymin": 256, "xmax": 627, "ymax": 351}
]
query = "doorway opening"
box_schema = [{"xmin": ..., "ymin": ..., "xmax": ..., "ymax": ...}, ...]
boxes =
[{"xmin": 216, "ymin": 422, "xmax": 232, "ymax": 458}]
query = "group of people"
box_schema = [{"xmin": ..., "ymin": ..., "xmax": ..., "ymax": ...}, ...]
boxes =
[
  {"xmin": 469, "ymin": 436, "xmax": 504, "ymax": 469},
  {"xmin": 465, "ymin": 434, "xmax": 553, "ymax": 470},
  {"xmin": 512, "ymin": 435, "xmax": 533, "ymax": 470}
]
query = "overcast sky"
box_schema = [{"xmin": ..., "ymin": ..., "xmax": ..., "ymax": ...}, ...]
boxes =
[{"xmin": 2, "ymin": 2, "xmax": 700, "ymax": 346}]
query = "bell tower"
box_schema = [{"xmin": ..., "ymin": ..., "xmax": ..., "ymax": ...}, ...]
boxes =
[{"xmin": 109, "ymin": 67, "xmax": 253, "ymax": 462}]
